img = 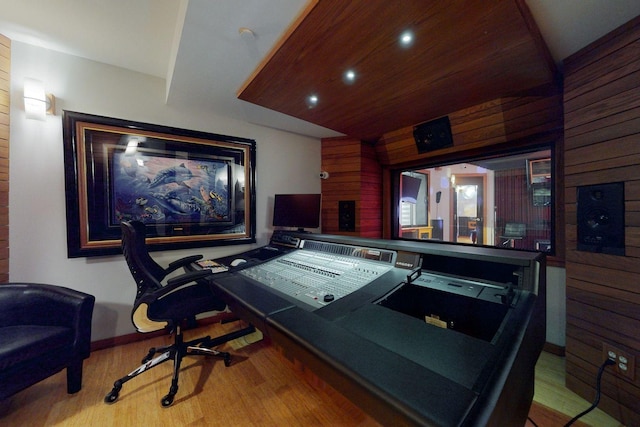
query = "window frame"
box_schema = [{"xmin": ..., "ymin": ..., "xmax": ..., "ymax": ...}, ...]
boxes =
[{"xmin": 386, "ymin": 141, "xmax": 562, "ymax": 261}]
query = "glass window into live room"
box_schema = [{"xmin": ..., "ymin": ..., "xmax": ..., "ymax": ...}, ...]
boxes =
[{"xmin": 396, "ymin": 148, "xmax": 553, "ymax": 254}]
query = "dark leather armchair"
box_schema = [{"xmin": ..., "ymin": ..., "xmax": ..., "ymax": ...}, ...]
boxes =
[
  {"xmin": 0, "ymin": 283, "xmax": 95, "ymax": 400},
  {"xmin": 105, "ymin": 220, "xmax": 254, "ymax": 407}
]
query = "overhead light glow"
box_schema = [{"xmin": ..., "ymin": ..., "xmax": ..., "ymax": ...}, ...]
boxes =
[
  {"xmin": 306, "ymin": 94, "xmax": 319, "ymax": 108},
  {"xmin": 400, "ymin": 30, "xmax": 414, "ymax": 47},
  {"xmin": 344, "ymin": 69, "xmax": 356, "ymax": 83}
]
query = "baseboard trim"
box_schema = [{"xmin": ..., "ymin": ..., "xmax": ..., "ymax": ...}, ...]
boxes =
[
  {"xmin": 90, "ymin": 311, "xmax": 236, "ymax": 352},
  {"xmin": 543, "ymin": 342, "xmax": 565, "ymax": 357}
]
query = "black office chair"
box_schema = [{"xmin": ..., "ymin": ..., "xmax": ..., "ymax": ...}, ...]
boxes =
[
  {"xmin": 499, "ymin": 222, "xmax": 527, "ymax": 247},
  {"xmin": 104, "ymin": 220, "xmax": 254, "ymax": 407}
]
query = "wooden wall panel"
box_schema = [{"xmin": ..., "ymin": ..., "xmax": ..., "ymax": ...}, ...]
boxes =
[
  {"xmin": 563, "ymin": 15, "xmax": 640, "ymax": 426},
  {"xmin": 320, "ymin": 138, "xmax": 381, "ymax": 238},
  {"xmin": 0, "ymin": 34, "xmax": 9, "ymax": 283},
  {"xmin": 359, "ymin": 142, "xmax": 382, "ymax": 238},
  {"xmin": 375, "ymin": 89, "xmax": 562, "ymax": 167}
]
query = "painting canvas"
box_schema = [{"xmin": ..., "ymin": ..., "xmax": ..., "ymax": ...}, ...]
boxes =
[{"xmin": 111, "ymin": 150, "xmax": 233, "ymax": 226}]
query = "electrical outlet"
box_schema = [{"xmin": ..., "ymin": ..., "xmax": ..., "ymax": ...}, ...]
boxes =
[{"xmin": 603, "ymin": 342, "xmax": 635, "ymax": 381}]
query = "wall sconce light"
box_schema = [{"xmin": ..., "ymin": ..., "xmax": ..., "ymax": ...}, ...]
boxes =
[{"xmin": 24, "ymin": 78, "xmax": 55, "ymax": 120}]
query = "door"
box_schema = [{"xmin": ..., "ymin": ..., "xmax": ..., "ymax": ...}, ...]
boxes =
[{"xmin": 452, "ymin": 176, "xmax": 484, "ymax": 244}]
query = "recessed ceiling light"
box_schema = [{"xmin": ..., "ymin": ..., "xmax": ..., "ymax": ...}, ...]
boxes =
[
  {"xmin": 400, "ymin": 30, "xmax": 414, "ymax": 46},
  {"xmin": 343, "ymin": 69, "xmax": 356, "ymax": 83},
  {"xmin": 306, "ymin": 94, "xmax": 319, "ymax": 108}
]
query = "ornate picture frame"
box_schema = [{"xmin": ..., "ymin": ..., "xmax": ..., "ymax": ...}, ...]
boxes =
[{"xmin": 62, "ymin": 111, "xmax": 256, "ymax": 258}]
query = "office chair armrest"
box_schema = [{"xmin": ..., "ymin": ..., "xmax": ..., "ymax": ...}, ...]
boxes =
[
  {"xmin": 165, "ymin": 254, "xmax": 204, "ymax": 274},
  {"xmin": 152, "ymin": 269, "xmax": 213, "ymax": 298}
]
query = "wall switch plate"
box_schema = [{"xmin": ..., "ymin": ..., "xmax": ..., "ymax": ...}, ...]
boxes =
[{"xmin": 603, "ymin": 342, "xmax": 635, "ymax": 381}]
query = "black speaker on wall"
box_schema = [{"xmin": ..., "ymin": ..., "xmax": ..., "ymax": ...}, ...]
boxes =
[
  {"xmin": 339, "ymin": 200, "xmax": 356, "ymax": 232},
  {"xmin": 577, "ymin": 182, "xmax": 625, "ymax": 256},
  {"xmin": 413, "ymin": 116, "xmax": 453, "ymax": 153}
]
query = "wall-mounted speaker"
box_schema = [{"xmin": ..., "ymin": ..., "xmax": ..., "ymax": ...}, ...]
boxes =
[
  {"xmin": 339, "ymin": 200, "xmax": 356, "ymax": 232},
  {"xmin": 577, "ymin": 182, "xmax": 625, "ymax": 255},
  {"xmin": 413, "ymin": 116, "xmax": 453, "ymax": 153}
]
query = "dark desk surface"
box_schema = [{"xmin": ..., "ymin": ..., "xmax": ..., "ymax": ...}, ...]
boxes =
[{"xmin": 205, "ymin": 238, "xmax": 544, "ymax": 426}]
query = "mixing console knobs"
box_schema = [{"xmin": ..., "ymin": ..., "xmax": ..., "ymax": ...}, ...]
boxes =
[{"xmin": 323, "ymin": 294, "xmax": 335, "ymax": 302}]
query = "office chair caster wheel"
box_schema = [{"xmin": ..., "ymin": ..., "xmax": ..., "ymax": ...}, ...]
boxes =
[
  {"xmin": 161, "ymin": 384, "xmax": 178, "ymax": 407},
  {"xmin": 223, "ymin": 354, "xmax": 232, "ymax": 367},
  {"xmin": 104, "ymin": 380, "xmax": 122, "ymax": 404},
  {"xmin": 161, "ymin": 394, "xmax": 174, "ymax": 407},
  {"xmin": 104, "ymin": 389, "xmax": 119, "ymax": 404}
]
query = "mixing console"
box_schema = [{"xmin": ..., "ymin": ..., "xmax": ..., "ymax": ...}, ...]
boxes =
[{"xmin": 239, "ymin": 248, "xmax": 394, "ymax": 309}]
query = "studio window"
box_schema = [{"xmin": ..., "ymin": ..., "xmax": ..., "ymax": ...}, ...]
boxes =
[{"xmin": 393, "ymin": 147, "xmax": 554, "ymax": 254}]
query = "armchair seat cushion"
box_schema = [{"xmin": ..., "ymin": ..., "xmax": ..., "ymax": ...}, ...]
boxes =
[{"xmin": 0, "ymin": 325, "xmax": 73, "ymax": 372}]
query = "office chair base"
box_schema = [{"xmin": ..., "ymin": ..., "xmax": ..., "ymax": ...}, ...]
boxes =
[
  {"xmin": 104, "ymin": 324, "xmax": 255, "ymax": 406},
  {"xmin": 104, "ymin": 333, "xmax": 231, "ymax": 406}
]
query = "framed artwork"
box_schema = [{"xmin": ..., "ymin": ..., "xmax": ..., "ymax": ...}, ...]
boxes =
[{"xmin": 62, "ymin": 111, "xmax": 256, "ymax": 258}]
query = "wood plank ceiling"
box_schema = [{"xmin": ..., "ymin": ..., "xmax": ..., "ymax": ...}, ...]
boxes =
[{"xmin": 238, "ymin": 0, "xmax": 559, "ymax": 142}]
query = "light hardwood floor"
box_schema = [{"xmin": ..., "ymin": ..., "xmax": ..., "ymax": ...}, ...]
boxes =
[
  {"xmin": 532, "ymin": 352, "xmax": 624, "ymax": 427},
  {"xmin": 0, "ymin": 321, "xmax": 625, "ymax": 426}
]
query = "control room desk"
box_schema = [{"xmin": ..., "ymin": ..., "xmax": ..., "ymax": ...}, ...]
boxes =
[{"xmin": 203, "ymin": 237, "xmax": 544, "ymax": 427}]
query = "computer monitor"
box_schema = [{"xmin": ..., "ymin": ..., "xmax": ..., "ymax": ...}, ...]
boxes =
[
  {"xmin": 272, "ymin": 194, "xmax": 321, "ymax": 231},
  {"xmin": 401, "ymin": 174, "xmax": 422, "ymax": 204}
]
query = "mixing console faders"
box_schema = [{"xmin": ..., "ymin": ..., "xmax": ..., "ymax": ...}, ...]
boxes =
[{"xmin": 239, "ymin": 248, "xmax": 394, "ymax": 309}]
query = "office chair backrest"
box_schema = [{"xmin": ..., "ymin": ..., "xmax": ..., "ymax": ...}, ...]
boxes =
[
  {"xmin": 121, "ymin": 221, "xmax": 165, "ymax": 298},
  {"xmin": 121, "ymin": 220, "xmax": 170, "ymax": 332}
]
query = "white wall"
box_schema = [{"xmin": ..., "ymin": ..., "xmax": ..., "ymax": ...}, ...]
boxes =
[
  {"xmin": 546, "ymin": 266, "xmax": 566, "ymax": 347},
  {"xmin": 8, "ymin": 42, "xmax": 321, "ymax": 341}
]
